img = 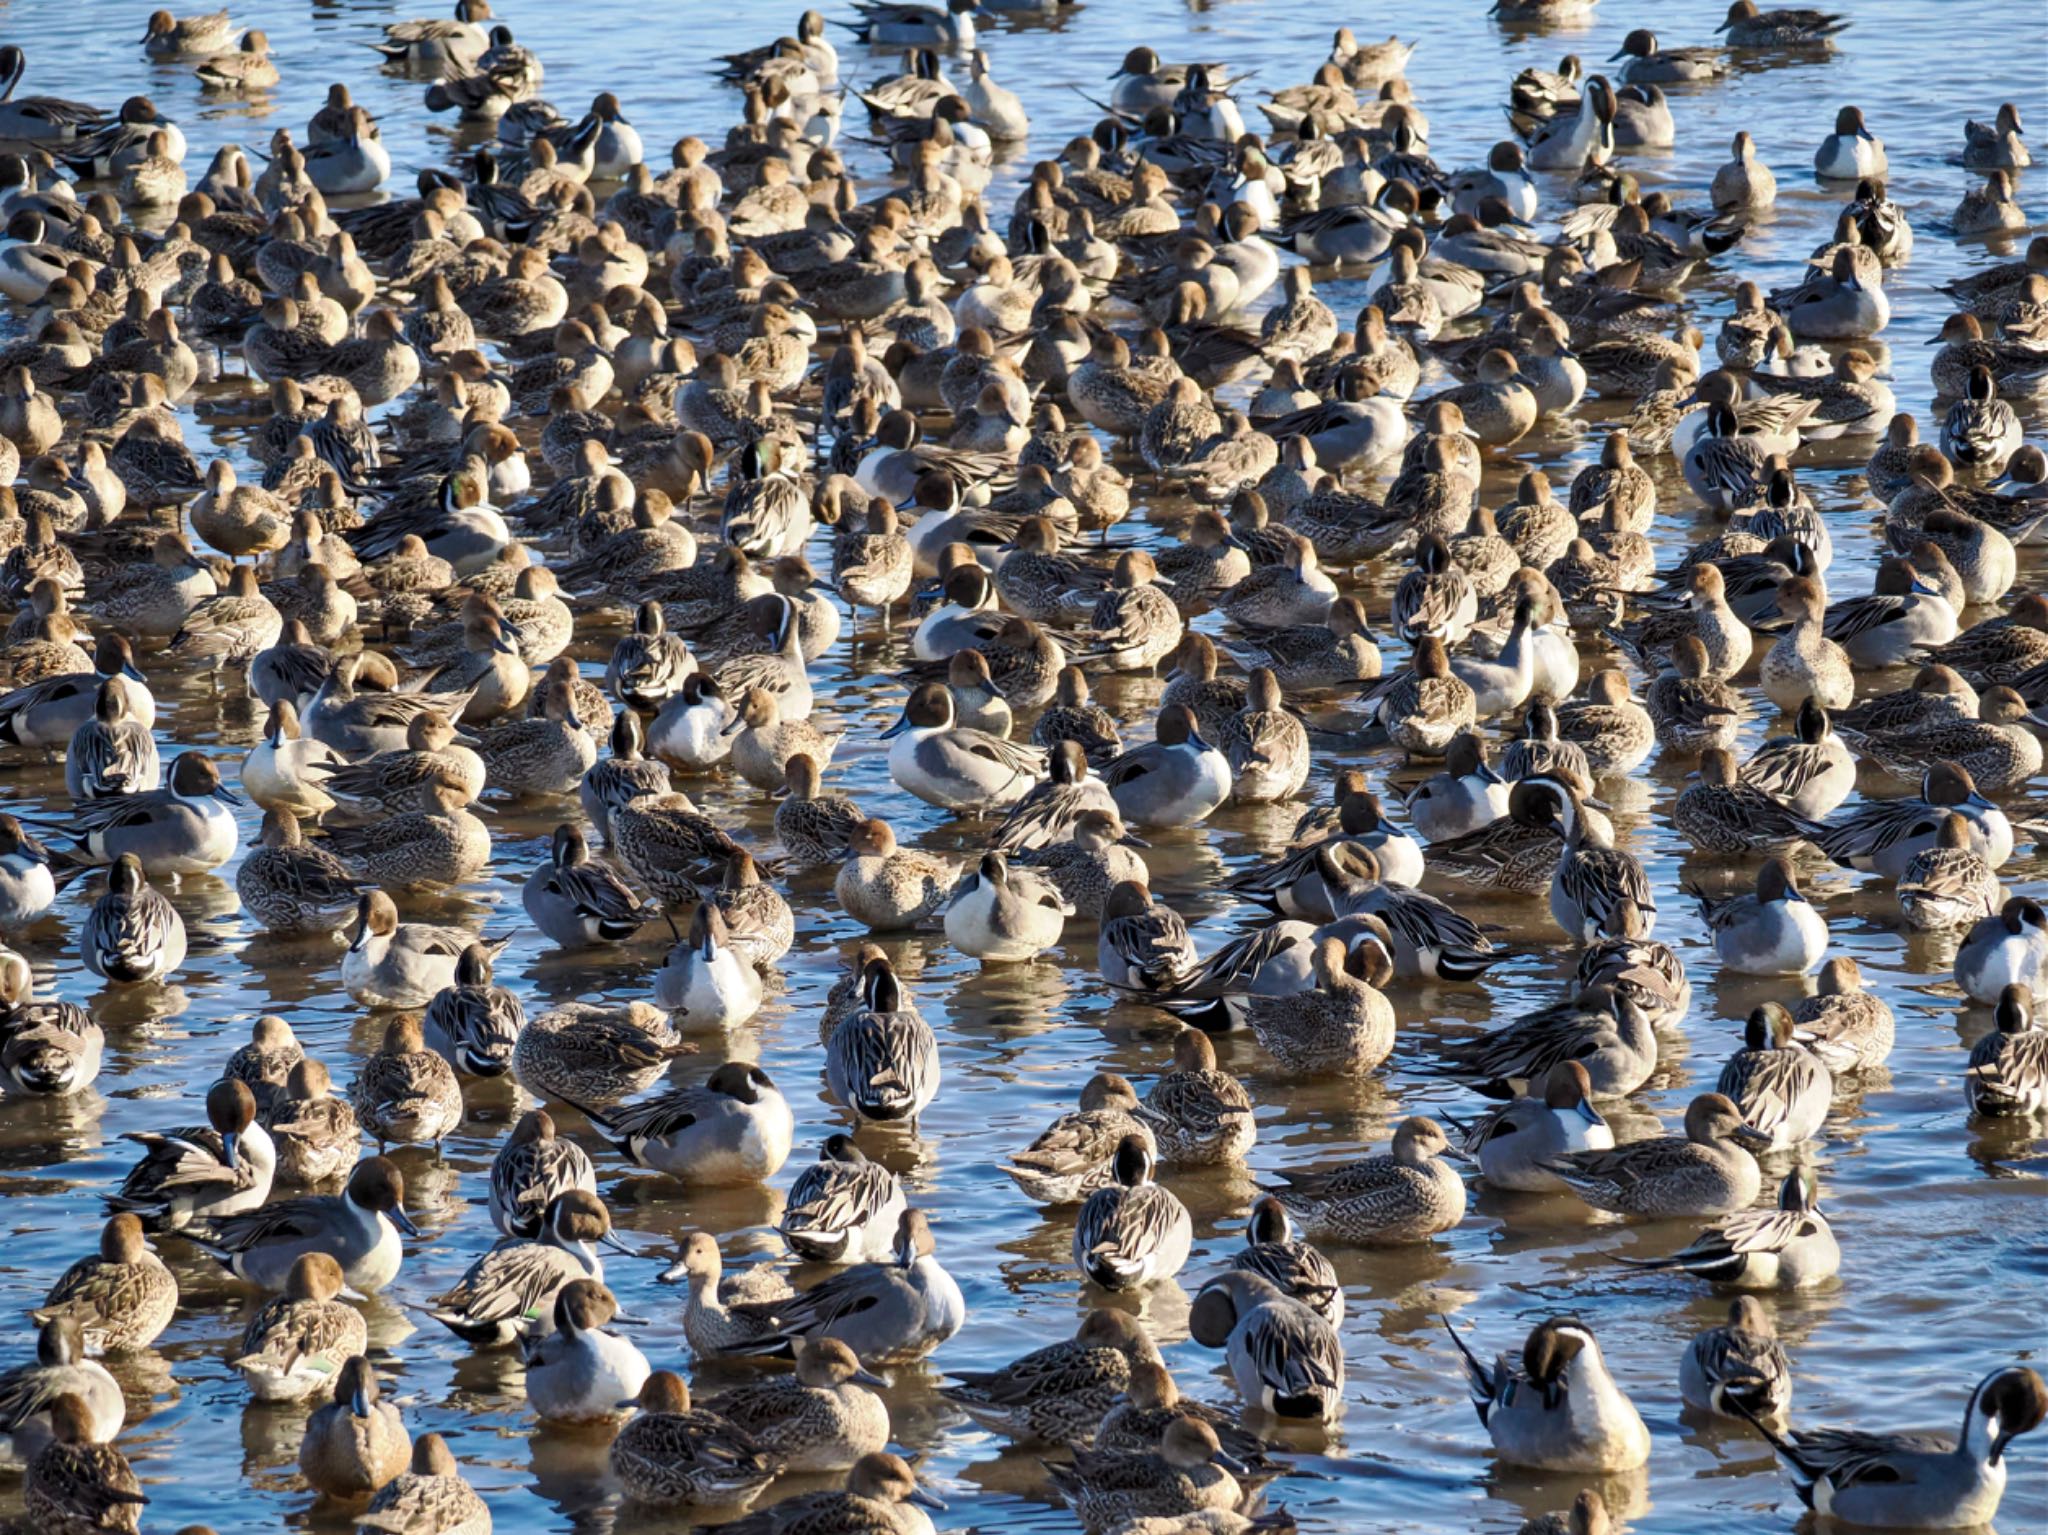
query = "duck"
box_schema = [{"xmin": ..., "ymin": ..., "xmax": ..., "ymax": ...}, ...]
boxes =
[
  {"xmin": 1440, "ymin": 983, "xmax": 1659, "ymax": 1101},
  {"xmin": 229, "ymin": 1252, "xmax": 368, "ymax": 1403},
  {"xmin": 1815, "ymin": 103, "xmax": 1886, "ymax": 179},
  {"xmin": 711, "ymin": 1451, "xmax": 943, "ymax": 1535},
  {"xmin": 1245, "ymin": 934, "xmax": 1396, "ymax": 1075},
  {"xmin": 1548, "ymin": 1092, "xmax": 1769, "ymax": 1218},
  {"xmin": 724, "ymin": 1208, "xmax": 964, "ymax": 1367},
  {"xmin": 356, "ymin": 1434, "xmax": 491, "ymax": 1535},
  {"xmin": 884, "ymin": 680, "xmax": 1046, "ymax": 810},
  {"xmin": 1689, "ymin": 859, "xmax": 1830, "ymax": 976},
  {"xmin": 1740, "ymin": 696, "xmax": 1857, "ymax": 819},
  {"xmin": 780, "ymin": 1134, "xmax": 908, "ymax": 1265},
  {"xmin": 1458, "ymin": 1061, "xmax": 1615, "ymax": 1195},
  {"xmin": 653, "ymin": 903, "xmax": 764, "ymax": 1029},
  {"xmin": 1957, "ymin": 898, "xmax": 2048, "ymax": 1005},
  {"xmin": 690, "ymin": 1337, "xmax": 888, "ymax": 1476},
  {"xmin": 607, "ymin": 1371, "xmax": 775, "ymax": 1509},
  {"xmin": 1743, "ymin": 1364, "xmax": 2046, "ymax": 1530},
  {"xmin": 1898, "ymin": 813, "xmax": 2004, "ymax": 932},
  {"xmin": 190, "ymin": 1154, "xmax": 417, "ymax": 1292},
  {"xmin": 581, "ymin": 1063, "xmax": 794, "ymax": 1185},
  {"xmin": 21, "ymin": 1393, "xmax": 142, "ymax": 1534},
  {"xmin": 1231, "ymin": 1196, "xmax": 1344, "ymax": 1326},
  {"xmin": 343, "ymin": 892, "xmax": 490, "ymax": 1009},
  {"xmin": 0, "ymin": 1317, "xmax": 124, "ymax": 1471},
  {"xmin": 31, "ymin": 1214, "xmax": 175, "ymax": 1355},
  {"xmin": 1680, "ymin": 1296, "xmax": 1793, "ymax": 1423},
  {"xmin": 351, "ymin": 1015, "xmax": 464, "ymax": 1149},
  {"xmin": 1188, "ymin": 1269, "xmax": 1346, "ymax": 1421},
  {"xmin": 298, "ymin": 1356, "xmax": 411, "ymax": 1499},
  {"xmin": 428, "ymin": 1189, "xmax": 625, "ymax": 1348},
  {"xmin": 1965, "ymin": 983, "xmax": 2048, "ymax": 1117},
  {"xmin": 1717, "ymin": 1002, "xmax": 1833, "ymax": 1147},
  {"xmin": 836, "ymin": 816, "xmax": 958, "ymax": 930},
  {"xmin": 1806, "ymin": 761, "xmax": 2014, "ymax": 880},
  {"xmin": 43, "ymin": 750, "xmax": 237, "ymax": 878},
  {"xmin": 1761, "ymin": 576, "xmax": 1854, "ymax": 713},
  {"xmin": 942, "ymin": 1308, "xmax": 1158, "ymax": 1447},
  {"xmin": 825, "ymin": 954, "xmax": 939, "ymax": 1128},
  {"xmin": 1447, "ymin": 1315, "xmax": 1650, "ymax": 1473},
  {"xmin": 1266, "ymin": 1116, "xmax": 1466, "ymax": 1246},
  {"xmin": 522, "ymin": 822, "xmax": 647, "ymax": 948},
  {"xmin": 1003, "ymin": 1073, "xmax": 1157, "ymax": 1207},
  {"xmin": 522, "ymin": 1279, "xmax": 652, "ymax": 1424},
  {"xmin": 1045, "ymin": 1416, "xmax": 1249, "ymax": 1532},
  {"xmin": 945, "ymin": 850, "xmax": 1071, "ymax": 963},
  {"xmin": 1072, "ymin": 1135, "xmax": 1192, "ymax": 1291},
  {"xmin": 1617, "ymin": 1167, "xmax": 1840, "ymax": 1290},
  {"xmin": 0, "ymin": 948, "xmax": 100, "ymax": 1096},
  {"xmin": 489, "ymin": 1107, "xmax": 597, "ymax": 1243}
]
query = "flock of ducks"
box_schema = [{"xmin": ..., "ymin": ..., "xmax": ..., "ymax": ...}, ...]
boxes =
[{"xmin": 0, "ymin": 0, "xmax": 2038, "ymax": 1532}]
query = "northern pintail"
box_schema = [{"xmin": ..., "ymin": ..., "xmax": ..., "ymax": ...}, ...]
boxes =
[
  {"xmin": 653, "ymin": 902, "xmax": 764, "ymax": 1029},
  {"xmin": 1783, "ymin": 958, "xmax": 1894, "ymax": 1076},
  {"xmin": 608, "ymin": 1371, "xmax": 774, "ymax": 1509},
  {"xmin": 1898, "ymin": 812, "xmax": 2004, "ymax": 932},
  {"xmin": 1133, "ymin": 1026, "xmax": 1255, "ymax": 1167},
  {"xmin": 44, "ymin": 751, "xmax": 236, "ymax": 878},
  {"xmin": 0, "ymin": 1317, "xmax": 122, "ymax": 1471},
  {"xmin": 1680, "ymin": 1295, "xmax": 1793, "ymax": 1423},
  {"xmin": 1745, "ymin": 1364, "xmax": 2046, "ymax": 1529},
  {"xmin": 191, "ymin": 1153, "xmax": 417, "ymax": 1293},
  {"xmin": 1312, "ymin": 840, "xmax": 1503, "ymax": 980},
  {"xmin": 265, "ymin": 1059, "xmax": 359, "ymax": 1186},
  {"xmin": 299, "ymin": 1355, "xmax": 410, "ymax": 1496},
  {"xmin": 1072, "ymin": 1134, "xmax": 1192, "ymax": 1291},
  {"xmin": 1550, "ymin": 1092, "xmax": 1769, "ymax": 1217},
  {"xmin": 1957, "ymin": 897, "xmax": 2048, "ymax": 1005},
  {"xmin": 523, "ymin": 1279, "xmax": 651, "ymax": 1424},
  {"xmin": 1189, "ymin": 1269, "xmax": 1345, "ymax": 1421},
  {"xmin": 1459, "ymin": 1061, "xmax": 1614, "ymax": 1195},
  {"xmin": 1740, "ymin": 696, "xmax": 1856, "ymax": 819},
  {"xmin": 1245, "ymin": 934, "xmax": 1395, "ymax": 1075},
  {"xmin": 343, "ymin": 891, "xmax": 493, "ymax": 1009},
  {"xmin": 884, "ymin": 680, "xmax": 1045, "ymax": 810},
  {"xmin": 726, "ymin": 1207, "xmax": 964, "ymax": 1367},
  {"xmin": 655, "ymin": 1228, "xmax": 793, "ymax": 1363},
  {"xmin": 696, "ymin": 1337, "xmax": 889, "ymax": 1475},
  {"xmin": 943, "ymin": 1308, "xmax": 1157, "ymax": 1447},
  {"xmin": 709, "ymin": 1451, "xmax": 942, "ymax": 1535},
  {"xmin": 1045, "ymin": 1416, "xmax": 1250, "ymax": 1532},
  {"xmin": 20, "ymin": 1393, "xmax": 140, "ymax": 1532},
  {"xmin": 1577, "ymin": 898, "xmax": 1691, "ymax": 1027},
  {"xmin": 1233, "ymin": 1196, "xmax": 1344, "ymax": 1326},
  {"xmin": 32, "ymin": 1215, "xmax": 175, "ymax": 1356},
  {"xmin": 1554, "ymin": 669, "xmax": 1653, "ymax": 777},
  {"xmin": 1852, "ymin": 687, "xmax": 2039, "ymax": 793},
  {"xmin": 351, "ymin": 1015, "xmax": 463, "ymax": 1151},
  {"xmin": 583, "ymin": 1063, "xmax": 793, "ymax": 1185},
  {"xmin": 1097, "ymin": 880, "xmax": 1199, "ymax": 996},
  {"xmin": 1676, "ymin": 748, "xmax": 1816, "ymax": 857},
  {"xmin": 836, "ymin": 816, "xmax": 958, "ymax": 931},
  {"xmin": 1441, "ymin": 982, "xmax": 1659, "ymax": 1101},
  {"xmin": 945, "ymin": 849, "xmax": 1072, "ymax": 963},
  {"xmin": 825, "ymin": 952, "xmax": 938, "ymax": 1129},
  {"xmin": 429, "ymin": 1189, "xmax": 625, "ymax": 1348},
  {"xmin": 1267, "ymin": 1116, "xmax": 1466, "ymax": 1246},
  {"xmin": 1517, "ymin": 1491, "xmax": 1611, "ymax": 1535},
  {"xmin": 1760, "ymin": 576, "xmax": 1853, "ymax": 713},
  {"xmin": 358, "ymin": 1434, "xmax": 490, "ymax": 1535},
  {"xmin": 1806, "ymin": 761, "xmax": 2014, "ymax": 879},
  {"xmin": 1619, "ymin": 1167, "xmax": 1839, "ymax": 1291},
  {"xmin": 1102, "ymin": 705, "xmax": 1234, "ymax": 828},
  {"xmin": 68, "ymin": 680, "xmax": 160, "ymax": 805},
  {"xmin": 777, "ymin": 1133, "xmax": 905, "ymax": 1265},
  {"xmin": 1965, "ymin": 984, "xmax": 2048, "ymax": 1117},
  {"xmin": 1406, "ymin": 732, "xmax": 1511, "ymax": 842},
  {"xmin": 0, "ymin": 947, "xmax": 99, "ymax": 1096},
  {"xmin": 229, "ymin": 1252, "xmax": 368, "ymax": 1403},
  {"xmin": 1689, "ymin": 858, "xmax": 1830, "ymax": 976},
  {"xmin": 522, "ymin": 822, "xmax": 648, "ymax": 948},
  {"xmin": 1447, "ymin": 1315, "xmax": 1649, "ymax": 1472},
  {"xmin": 992, "ymin": 740, "xmax": 1120, "ymax": 856},
  {"xmin": 110, "ymin": 1078, "xmax": 272, "ymax": 1234},
  {"xmin": 1526, "ymin": 776, "xmax": 1654, "ymax": 944},
  {"xmin": 1004, "ymin": 1073, "xmax": 1157, "ymax": 1208},
  {"xmin": 1717, "ymin": 1002, "xmax": 1833, "ymax": 1147}
]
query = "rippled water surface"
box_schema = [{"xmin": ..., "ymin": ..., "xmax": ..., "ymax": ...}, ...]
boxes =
[{"xmin": 1, "ymin": 0, "xmax": 2046, "ymax": 1530}]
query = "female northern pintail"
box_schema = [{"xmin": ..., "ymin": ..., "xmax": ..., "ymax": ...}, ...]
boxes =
[
  {"xmin": 0, "ymin": 1317, "xmax": 123, "ymax": 1470},
  {"xmin": 826, "ymin": 953, "xmax": 939, "ymax": 1129},
  {"xmin": 1233, "ymin": 1196, "xmax": 1343, "ymax": 1327},
  {"xmin": 692, "ymin": 1337, "xmax": 888, "ymax": 1475},
  {"xmin": 0, "ymin": 949, "xmax": 99, "ymax": 1097},
  {"xmin": 1760, "ymin": 576, "xmax": 1854, "ymax": 713},
  {"xmin": 1004, "ymin": 1073, "xmax": 1156, "ymax": 1208},
  {"xmin": 343, "ymin": 891, "xmax": 490, "ymax": 1010},
  {"xmin": 523, "ymin": 822, "xmax": 648, "ymax": 948},
  {"xmin": 1718, "ymin": 1, "xmax": 1851, "ymax": 47},
  {"xmin": 111, "ymin": 1079, "xmax": 272, "ymax": 1232},
  {"xmin": 1808, "ymin": 761, "xmax": 2014, "ymax": 879},
  {"xmin": 1554, "ymin": 669, "xmax": 1654, "ymax": 777},
  {"xmin": 1676, "ymin": 748, "xmax": 1816, "ymax": 857},
  {"xmin": 229, "ymin": 1252, "xmax": 368, "ymax": 1403},
  {"xmin": 351, "ymin": 1015, "xmax": 463, "ymax": 1151},
  {"xmin": 190, "ymin": 1154, "xmax": 417, "ymax": 1293},
  {"xmin": 583, "ymin": 1063, "xmax": 794, "ymax": 1186},
  {"xmin": 1459, "ymin": 1061, "xmax": 1614, "ymax": 1195},
  {"xmin": 1747, "ymin": 1364, "xmax": 2046, "ymax": 1530},
  {"xmin": 1717, "ymin": 1002, "xmax": 1832, "ymax": 1147},
  {"xmin": 1576, "ymin": 898, "xmax": 1691, "ymax": 1029},
  {"xmin": 884, "ymin": 680, "xmax": 1046, "ymax": 810},
  {"xmin": 608, "ymin": 1371, "xmax": 774, "ymax": 1508},
  {"xmin": 1267, "ymin": 1116, "xmax": 1466, "ymax": 1246},
  {"xmin": 1783, "ymin": 958, "xmax": 1893, "ymax": 1076},
  {"xmin": 358, "ymin": 1434, "xmax": 489, "ymax": 1535},
  {"xmin": 945, "ymin": 850, "xmax": 1071, "ymax": 963},
  {"xmin": 780, "ymin": 1134, "xmax": 907, "ymax": 1265},
  {"xmin": 1245, "ymin": 934, "xmax": 1395, "ymax": 1076},
  {"xmin": 1447, "ymin": 1316, "xmax": 1649, "ymax": 1473},
  {"xmin": 1688, "ymin": 858, "xmax": 1830, "ymax": 977},
  {"xmin": 491, "ymin": 1108, "xmax": 597, "ymax": 1241},
  {"xmin": 31, "ymin": 1215, "xmax": 175, "ymax": 1356},
  {"xmin": 1966, "ymin": 984, "xmax": 2048, "ymax": 1117},
  {"xmin": 1681, "ymin": 1295, "xmax": 1792, "ymax": 1422},
  {"xmin": 653, "ymin": 903, "xmax": 763, "ymax": 1029},
  {"xmin": 45, "ymin": 751, "xmax": 237, "ymax": 878},
  {"xmin": 1189, "ymin": 1269, "xmax": 1346, "ymax": 1421},
  {"xmin": 726, "ymin": 683, "xmax": 840, "ymax": 793},
  {"xmin": 1045, "ymin": 1415, "xmax": 1250, "ymax": 1531},
  {"xmin": 942, "ymin": 1308, "xmax": 1157, "ymax": 1447},
  {"xmin": 265, "ymin": 1060, "xmax": 359, "ymax": 1186},
  {"xmin": 774, "ymin": 753, "xmax": 864, "ymax": 866},
  {"xmin": 654, "ymin": 1229, "xmax": 793, "ymax": 1363},
  {"xmin": 1441, "ymin": 984, "xmax": 1658, "ymax": 1100},
  {"xmin": 1898, "ymin": 813, "xmax": 2003, "ymax": 932},
  {"xmin": 299, "ymin": 1356, "xmax": 409, "ymax": 1499},
  {"xmin": 836, "ymin": 817, "xmax": 958, "ymax": 931},
  {"xmin": 1072, "ymin": 1135, "xmax": 1192, "ymax": 1291},
  {"xmin": 1549, "ymin": 1092, "xmax": 1770, "ymax": 1218},
  {"xmin": 1740, "ymin": 696, "xmax": 1856, "ymax": 819},
  {"xmin": 523, "ymin": 1279, "xmax": 651, "ymax": 1424},
  {"xmin": 1618, "ymin": 1167, "xmax": 1839, "ymax": 1291},
  {"xmin": 429, "ymin": 1189, "xmax": 626, "ymax": 1348},
  {"xmin": 712, "ymin": 1452, "xmax": 942, "ymax": 1535},
  {"xmin": 726, "ymin": 1208, "xmax": 964, "ymax": 1368}
]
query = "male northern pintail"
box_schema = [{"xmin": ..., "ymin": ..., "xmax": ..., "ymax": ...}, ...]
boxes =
[
  {"xmin": 188, "ymin": 1154, "xmax": 417, "ymax": 1292},
  {"xmin": 1688, "ymin": 858, "xmax": 1830, "ymax": 976},
  {"xmin": 1232, "ymin": 1197, "xmax": 1343, "ymax": 1327},
  {"xmin": 583, "ymin": 1064, "xmax": 793, "ymax": 1185},
  {"xmin": 1618, "ymin": 1167, "xmax": 1840, "ymax": 1291},
  {"xmin": 835, "ymin": 813, "xmax": 957, "ymax": 928},
  {"xmin": 429, "ymin": 1189, "xmax": 626, "ymax": 1348},
  {"xmin": 1745, "ymin": 1365, "xmax": 2045, "ymax": 1529},
  {"xmin": 653, "ymin": 903, "xmax": 764, "ymax": 1029},
  {"xmin": 31, "ymin": 1214, "xmax": 175, "ymax": 1356},
  {"xmin": 1815, "ymin": 103, "xmax": 1886, "ymax": 179},
  {"xmin": 1739, "ymin": 695, "xmax": 1856, "ymax": 819},
  {"xmin": 1806, "ymin": 761, "xmax": 2013, "ymax": 879},
  {"xmin": 0, "ymin": 1316, "xmax": 123, "ymax": 1470},
  {"xmin": 110, "ymin": 1079, "xmax": 272, "ymax": 1232},
  {"xmin": 1072, "ymin": 1134, "xmax": 1192, "ymax": 1291},
  {"xmin": 944, "ymin": 850, "xmax": 1071, "ymax": 963},
  {"xmin": 1717, "ymin": 1002, "xmax": 1832, "ymax": 1147},
  {"xmin": 1097, "ymin": 881, "xmax": 1198, "ymax": 996},
  {"xmin": 1681, "ymin": 1295, "xmax": 1793, "ymax": 1422},
  {"xmin": 1266, "ymin": 1116, "xmax": 1466, "ymax": 1246},
  {"xmin": 1448, "ymin": 1316, "xmax": 1653, "ymax": 1477},
  {"xmin": 607, "ymin": 1371, "xmax": 774, "ymax": 1509},
  {"xmin": 845, "ymin": 0, "xmax": 980, "ymax": 49},
  {"xmin": 825, "ymin": 953, "xmax": 939, "ymax": 1129},
  {"xmin": 1526, "ymin": 776, "xmax": 1655, "ymax": 945},
  {"xmin": 1100, "ymin": 705, "xmax": 1233, "ymax": 829},
  {"xmin": 1458, "ymin": 1061, "xmax": 1614, "ymax": 1195},
  {"xmin": 43, "ymin": 751, "xmax": 237, "ymax": 878},
  {"xmin": 1405, "ymin": 732, "xmax": 1511, "ymax": 842},
  {"xmin": 1044, "ymin": 1416, "xmax": 1250, "ymax": 1531},
  {"xmin": 1548, "ymin": 1092, "xmax": 1769, "ymax": 1217},
  {"xmin": 884, "ymin": 680, "xmax": 1046, "ymax": 810},
  {"xmin": 343, "ymin": 890, "xmax": 493, "ymax": 1009},
  {"xmin": 942, "ymin": 1309, "xmax": 1158, "ymax": 1447},
  {"xmin": 1190, "ymin": 1268, "xmax": 1346, "ymax": 1421},
  {"xmin": 299, "ymin": 1356, "xmax": 410, "ymax": 1499},
  {"xmin": 523, "ymin": 1280, "xmax": 651, "ymax": 1424},
  {"xmin": 522, "ymin": 822, "xmax": 648, "ymax": 948},
  {"xmin": 724, "ymin": 1208, "xmax": 965, "ymax": 1367},
  {"xmin": 229, "ymin": 1252, "xmax": 368, "ymax": 1403},
  {"xmin": 1965, "ymin": 983, "xmax": 2048, "ymax": 1117},
  {"xmin": 1956, "ymin": 897, "xmax": 2048, "ymax": 1006},
  {"xmin": 780, "ymin": 1134, "xmax": 907, "ymax": 1265}
]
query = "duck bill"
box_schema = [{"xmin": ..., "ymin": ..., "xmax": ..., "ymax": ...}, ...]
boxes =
[
  {"xmin": 851, "ymin": 1364, "xmax": 890, "ymax": 1389},
  {"xmin": 719, "ymin": 714, "xmax": 745, "ymax": 737},
  {"xmin": 1731, "ymin": 1124, "xmax": 1775, "ymax": 1153},
  {"xmin": 655, "ymin": 1257, "xmax": 688, "ymax": 1284},
  {"xmin": 1212, "ymin": 1450, "xmax": 1250, "ymax": 1477},
  {"xmin": 214, "ymin": 784, "xmax": 244, "ymax": 806},
  {"xmin": 220, "ymin": 1130, "xmax": 239, "ymax": 1171},
  {"xmin": 390, "ymin": 1206, "xmax": 422, "ymax": 1238},
  {"xmin": 907, "ymin": 1487, "xmax": 948, "ymax": 1512},
  {"xmin": 599, "ymin": 1230, "xmax": 635, "ymax": 1255},
  {"xmin": 878, "ymin": 713, "xmax": 913, "ymax": 740}
]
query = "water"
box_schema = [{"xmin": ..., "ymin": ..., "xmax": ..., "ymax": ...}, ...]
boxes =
[{"xmin": 0, "ymin": 0, "xmax": 2045, "ymax": 1529}]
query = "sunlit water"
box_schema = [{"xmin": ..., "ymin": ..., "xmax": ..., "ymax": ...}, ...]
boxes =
[{"xmin": 0, "ymin": 0, "xmax": 2044, "ymax": 1529}]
